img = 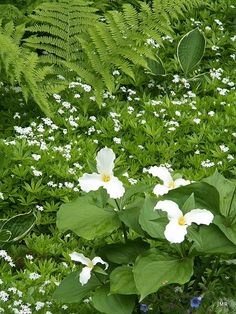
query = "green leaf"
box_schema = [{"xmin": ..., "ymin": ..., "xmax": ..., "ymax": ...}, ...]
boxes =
[
  {"xmin": 120, "ymin": 184, "xmax": 150, "ymax": 208},
  {"xmin": 133, "ymin": 250, "xmax": 194, "ymax": 300},
  {"xmin": 110, "ymin": 266, "xmax": 138, "ymax": 295},
  {"xmin": 189, "ymin": 224, "xmax": 236, "ymax": 254},
  {"xmin": 164, "ymin": 182, "xmax": 220, "ymax": 214},
  {"xmin": 177, "ymin": 28, "xmax": 206, "ymax": 75},
  {"xmin": 2, "ymin": 212, "xmax": 36, "ymax": 242},
  {"xmin": 146, "ymin": 56, "xmax": 165, "ymax": 76},
  {"xmin": 119, "ymin": 198, "xmax": 146, "ymax": 236},
  {"xmin": 213, "ymin": 215, "xmax": 236, "ymax": 246},
  {"xmin": 92, "ymin": 285, "xmax": 136, "ymax": 314},
  {"xmin": 57, "ymin": 195, "xmax": 120, "ymax": 240},
  {"xmin": 100, "ymin": 239, "xmax": 149, "ymax": 264},
  {"xmin": 0, "ymin": 229, "xmax": 11, "ymax": 242},
  {"xmin": 181, "ymin": 193, "xmax": 195, "ymax": 213},
  {"xmin": 203, "ymin": 171, "xmax": 236, "ymax": 216},
  {"xmin": 53, "ymin": 272, "xmax": 100, "ymax": 303},
  {"xmin": 139, "ymin": 196, "xmax": 166, "ymax": 239}
]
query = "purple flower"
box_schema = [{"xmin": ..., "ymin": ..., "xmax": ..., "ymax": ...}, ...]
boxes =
[
  {"xmin": 190, "ymin": 296, "xmax": 202, "ymax": 308},
  {"xmin": 140, "ymin": 303, "xmax": 149, "ymax": 312}
]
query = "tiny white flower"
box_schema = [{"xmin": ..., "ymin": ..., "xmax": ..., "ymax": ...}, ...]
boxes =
[
  {"xmin": 78, "ymin": 147, "xmax": 125, "ymax": 198},
  {"xmin": 208, "ymin": 111, "xmax": 215, "ymax": 116},
  {"xmin": 193, "ymin": 118, "xmax": 201, "ymax": 124},
  {"xmin": 155, "ymin": 200, "xmax": 214, "ymax": 243},
  {"xmin": 29, "ymin": 272, "xmax": 41, "ymax": 280},
  {"xmin": 220, "ymin": 144, "xmax": 229, "ymax": 152},
  {"xmin": 69, "ymin": 252, "xmax": 108, "ymax": 286},
  {"xmin": 32, "ymin": 154, "xmax": 41, "ymax": 161},
  {"xmin": 148, "ymin": 166, "xmax": 190, "ymax": 196}
]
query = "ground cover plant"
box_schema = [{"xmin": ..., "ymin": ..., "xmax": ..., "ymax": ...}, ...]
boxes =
[{"xmin": 0, "ymin": 0, "xmax": 236, "ymax": 313}]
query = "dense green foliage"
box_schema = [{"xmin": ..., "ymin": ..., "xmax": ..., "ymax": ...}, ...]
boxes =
[{"xmin": 0, "ymin": 0, "xmax": 236, "ymax": 313}]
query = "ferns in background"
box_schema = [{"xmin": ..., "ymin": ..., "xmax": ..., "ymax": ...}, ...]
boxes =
[
  {"xmin": 23, "ymin": 0, "xmax": 202, "ymax": 102},
  {"xmin": 0, "ymin": 0, "xmax": 202, "ymax": 113},
  {"xmin": 0, "ymin": 21, "xmax": 65, "ymax": 116},
  {"xmin": 25, "ymin": 0, "xmax": 98, "ymax": 64}
]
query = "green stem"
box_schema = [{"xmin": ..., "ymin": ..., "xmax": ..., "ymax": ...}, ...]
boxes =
[
  {"xmin": 115, "ymin": 199, "xmax": 128, "ymax": 243},
  {"xmin": 114, "ymin": 199, "xmax": 121, "ymax": 211},
  {"xmin": 228, "ymin": 186, "xmax": 236, "ymax": 216}
]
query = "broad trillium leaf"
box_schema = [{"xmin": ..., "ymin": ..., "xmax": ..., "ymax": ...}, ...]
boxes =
[
  {"xmin": 57, "ymin": 195, "xmax": 120, "ymax": 240},
  {"xmin": 133, "ymin": 250, "xmax": 194, "ymax": 300}
]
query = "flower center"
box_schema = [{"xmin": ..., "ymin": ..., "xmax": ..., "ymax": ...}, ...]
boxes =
[
  {"xmin": 88, "ymin": 261, "xmax": 94, "ymax": 269},
  {"xmin": 102, "ymin": 174, "xmax": 111, "ymax": 182},
  {"xmin": 178, "ymin": 216, "xmax": 186, "ymax": 225},
  {"xmin": 167, "ymin": 180, "xmax": 176, "ymax": 189}
]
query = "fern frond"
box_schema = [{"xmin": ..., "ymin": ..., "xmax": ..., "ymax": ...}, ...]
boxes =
[
  {"xmin": 0, "ymin": 21, "xmax": 65, "ymax": 116},
  {"xmin": 24, "ymin": 0, "xmax": 98, "ymax": 63},
  {"xmin": 23, "ymin": 0, "xmax": 202, "ymax": 100}
]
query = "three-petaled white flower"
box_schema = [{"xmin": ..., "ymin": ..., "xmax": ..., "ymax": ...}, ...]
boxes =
[
  {"xmin": 78, "ymin": 147, "xmax": 125, "ymax": 199},
  {"xmin": 155, "ymin": 200, "xmax": 214, "ymax": 243},
  {"xmin": 148, "ymin": 166, "xmax": 190, "ymax": 196},
  {"xmin": 69, "ymin": 252, "xmax": 108, "ymax": 286}
]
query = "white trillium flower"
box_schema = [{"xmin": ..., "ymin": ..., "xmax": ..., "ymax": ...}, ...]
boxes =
[
  {"xmin": 155, "ymin": 200, "xmax": 214, "ymax": 243},
  {"xmin": 78, "ymin": 147, "xmax": 125, "ymax": 198},
  {"xmin": 148, "ymin": 166, "xmax": 190, "ymax": 196},
  {"xmin": 69, "ymin": 252, "xmax": 108, "ymax": 286}
]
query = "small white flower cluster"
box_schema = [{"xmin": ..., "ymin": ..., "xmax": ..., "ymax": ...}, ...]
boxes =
[
  {"xmin": 201, "ymin": 159, "xmax": 215, "ymax": 168},
  {"xmin": 0, "ymin": 290, "xmax": 9, "ymax": 302},
  {"xmin": 120, "ymin": 86, "xmax": 140, "ymax": 101},
  {"xmin": 0, "ymin": 250, "xmax": 15, "ymax": 267},
  {"xmin": 28, "ymin": 272, "xmax": 41, "ymax": 280},
  {"xmin": 31, "ymin": 166, "xmax": 42, "ymax": 177},
  {"xmin": 210, "ymin": 68, "xmax": 223, "ymax": 80},
  {"xmin": 219, "ymin": 144, "xmax": 229, "ymax": 152},
  {"xmin": 145, "ymin": 38, "xmax": 160, "ymax": 48},
  {"xmin": 109, "ymin": 112, "xmax": 122, "ymax": 132},
  {"xmin": 69, "ymin": 81, "xmax": 92, "ymax": 92}
]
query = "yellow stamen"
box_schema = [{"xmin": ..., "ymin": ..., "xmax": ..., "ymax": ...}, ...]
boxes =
[
  {"xmin": 178, "ymin": 216, "xmax": 186, "ymax": 226},
  {"xmin": 102, "ymin": 174, "xmax": 111, "ymax": 182},
  {"xmin": 167, "ymin": 181, "xmax": 176, "ymax": 189},
  {"xmin": 88, "ymin": 261, "xmax": 94, "ymax": 269}
]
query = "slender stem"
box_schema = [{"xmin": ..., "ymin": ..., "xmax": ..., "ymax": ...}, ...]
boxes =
[
  {"xmin": 114, "ymin": 199, "xmax": 121, "ymax": 211},
  {"xmin": 228, "ymin": 186, "xmax": 236, "ymax": 216},
  {"xmin": 114, "ymin": 199, "xmax": 128, "ymax": 243},
  {"xmin": 121, "ymin": 222, "xmax": 128, "ymax": 243}
]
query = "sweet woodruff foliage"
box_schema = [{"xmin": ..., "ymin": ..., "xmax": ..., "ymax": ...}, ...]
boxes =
[{"xmin": 0, "ymin": 0, "xmax": 236, "ymax": 313}]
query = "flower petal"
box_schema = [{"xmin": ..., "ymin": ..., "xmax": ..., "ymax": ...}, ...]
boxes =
[
  {"xmin": 155, "ymin": 200, "xmax": 182, "ymax": 220},
  {"xmin": 69, "ymin": 252, "xmax": 90, "ymax": 266},
  {"xmin": 78, "ymin": 173, "xmax": 103, "ymax": 192},
  {"xmin": 153, "ymin": 184, "xmax": 169, "ymax": 196},
  {"xmin": 79, "ymin": 266, "xmax": 92, "ymax": 286},
  {"xmin": 96, "ymin": 147, "xmax": 115, "ymax": 175},
  {"xmin": 185, "ymin": 209, "xmax": 214, "ymax": 226},
  {"xmin": 174, "ymin": 178, "xmax": 191, "ymax": 188},
  {"xmin": 92, "ymin": 257, "xmax": 109, "ymax": 270},
  {"xmin": 164, "ymin": 220, "xmax": 188, "ymax": 243},
  {"xmin": 148, "ymin": 166, "xmax": 172, "ymax": 185},
  {"xmin": 104, "ymin": 176, "xmax": 125, "ymax": 199}
]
